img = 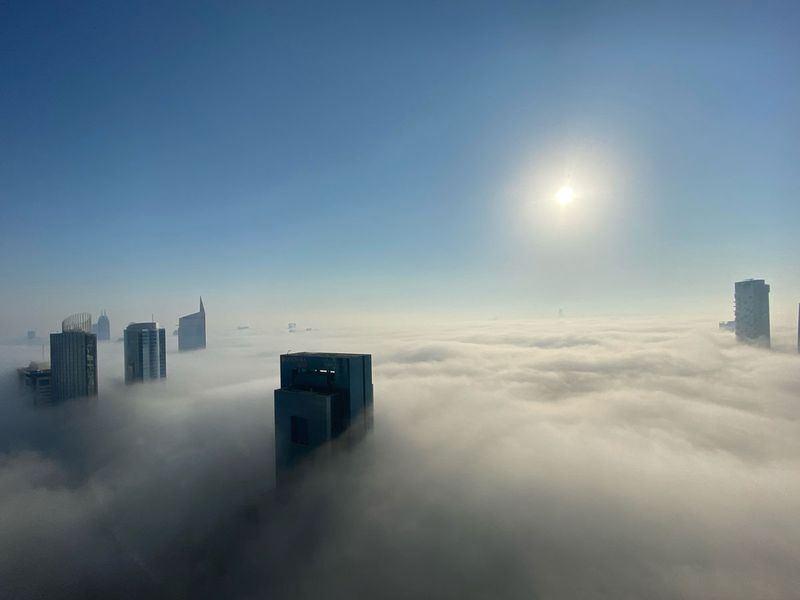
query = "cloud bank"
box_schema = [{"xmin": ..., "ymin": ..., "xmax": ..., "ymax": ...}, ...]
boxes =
[{"xmin": 0, "ymin": 318, "xmax": 798, "ymax": 599}]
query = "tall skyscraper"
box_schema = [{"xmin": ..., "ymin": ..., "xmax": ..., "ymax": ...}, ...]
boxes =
[
  {"xmin": 734, "ymin": 279, "xmax": 771, "ymax": 347},
  {"xmin": 178, "ymin": 297, "xmax": 206, "ymax": 351},
  {"xmin": 274, "ymin": 352, "xmax": 373, "ymax": 474},
  {"xmin": 96, "ymin": 311, "xmax": 110, "ymax": 341},
  {"xmin": 50, "ymin": 313, "xmax": 98, "ymax": 401},
  {"xmin": 124, "ymin": 322, "xmax": 167, "ymax": 383}
]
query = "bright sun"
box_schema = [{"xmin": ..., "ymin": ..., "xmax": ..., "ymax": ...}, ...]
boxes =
[{"xmin": 556, "ymin": 184, "xmax": 575, "ymax": 206}]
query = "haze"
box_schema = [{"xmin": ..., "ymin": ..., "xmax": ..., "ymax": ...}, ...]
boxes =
[{"xmin": 1, "ymin": 2, "xmax": 799, "ymax": 599}]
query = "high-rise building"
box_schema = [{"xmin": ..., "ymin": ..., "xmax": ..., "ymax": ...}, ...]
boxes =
[
  {"xmin": 797, "ymin": 303, "xmax": 799, "ymax": 354},
  {"xmin": 178, "ymin": 298, "xmax": 206, "ymax": 351},
  {"xmin": 17, "ymin": 361, "xmax": 52, "ymax": 403},
  {"xmin": 734, "ymin": 279, "xmax": 771, "ymax": 347},
  {"xmin": 274, "ymin": 352, "xmax": 373, "ymax": 473},
  {"xmin": 124, "ymin": 322, "xmax": 167, "ymax": 383},
  {"xmin": 50, "ymin": 313, "xmax": 98, "ymax": 401},
  {"xmin": 96, "ymin": 311, "xmax": 110, "ymax": 341}
]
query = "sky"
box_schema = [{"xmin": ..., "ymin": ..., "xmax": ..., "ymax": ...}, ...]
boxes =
[
  {"xmin": 1, "ymin": 1, "xmax": 799, "ymax": 334},
  {"xmin": 1, "ymin": 318, "xmax": 800, "ymax": 598}
]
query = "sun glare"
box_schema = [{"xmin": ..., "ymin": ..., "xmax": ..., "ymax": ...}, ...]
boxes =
[{"xmin": 556, "ymin": 184, "xmax": 575, "ymax": 206}]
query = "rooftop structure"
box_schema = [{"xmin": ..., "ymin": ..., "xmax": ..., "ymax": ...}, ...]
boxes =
[{"xmin": 62, "ymin": 312, "xmax": 92, "ymax": 334}]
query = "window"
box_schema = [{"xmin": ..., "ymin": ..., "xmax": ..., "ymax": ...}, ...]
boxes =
[{"xmin": 290, "ymin": 416, "xmax": 310, "ymax": 445}]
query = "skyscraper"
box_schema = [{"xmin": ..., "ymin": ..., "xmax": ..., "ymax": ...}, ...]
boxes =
[
  {"xmin": 50, "ymin": 313, "xmax": 98, "ymax": 401},
  {"xmin": 178, "ymin": 297, "xmax": 206, "ymax": 351},
  {"xmin": 96, "ymin": 311, "xmax": 110, "ymax": 341},
  {"xmin": 274, "ymin": 352, "xmax": 373, "ymax": 474},
  {"xmin": 124, "ymin": 322, "xmax": 167, "ymax": 383},
  {"xmin": 734, "ymin": 279, "xmax": 771, "ymax": 347}
]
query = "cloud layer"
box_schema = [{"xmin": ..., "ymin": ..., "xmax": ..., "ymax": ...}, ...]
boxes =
[{"xmin": 1, "ymin": 318, "xmax": 799, "ymax": 599}]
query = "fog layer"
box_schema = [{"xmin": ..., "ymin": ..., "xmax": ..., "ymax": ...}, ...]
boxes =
[{"xmin": 1, "ymin": 318, "xmax": 798, "ymax": 599}]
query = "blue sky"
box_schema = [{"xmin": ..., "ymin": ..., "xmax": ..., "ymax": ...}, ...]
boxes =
[{"xmin": 1, "ymin": 1, "xmax": 798, "ymax": 333}]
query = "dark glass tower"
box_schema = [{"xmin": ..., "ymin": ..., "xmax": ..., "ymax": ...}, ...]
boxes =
[
  {"xmin": 50, "ymin": 313, "xmax": 98, "ymax": 401},
  {"xmin": 178, "ymin": 297, "xmax": 206, "ymax": 351},
  {"xmin": 124, "ymin": 322, "xmax": 167, "ymax": 383},
  {"xmin": 734, "ymin": 279, "xmax": 771, "ymax": 347},
  {"xmin": 274, "ymin": 353, "xmax": 373, "ymax": 474}
]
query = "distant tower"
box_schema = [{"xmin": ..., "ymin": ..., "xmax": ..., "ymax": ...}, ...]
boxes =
[
  {"xmin": 96, "ymin": 311, "xmax": 111, "ymax": 341},
  {"xmin": 734, "ymin": 279, "xmax": 771, "ymax": 347},
  {"xmin": 178, "ymin": 297, "xmax": 206, "ymax": 351},
  {"xmin": 124, "ymin": 322, "xmax": 166, "ymax": 383},
  {"xmin": 797, "ymin": 303, "xmax": 799, "ymax": 354},
  {"xmin": 50, "ymin": 313, "xmax": 98, "ymax": 401}
]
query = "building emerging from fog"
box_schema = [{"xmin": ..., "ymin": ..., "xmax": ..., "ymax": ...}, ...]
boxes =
[
  {"xmin": 18, "ymin": 361, "xmax": 52, "ymax": 403},
  {"xmin": 50, "ymin": 313, "xmax": 98, "ymax": 401},
  {"xmin": 178, "ymin": 298, "xmax": 206, "ymax": 351},
  {"xmin": 734, "ymin": 279, "xmax": 770, "ymax": 347},
  {"xmin": 274, "ymin": 353, "xmax": 373, "ymax": 474},
  {"xmin": 96, "ymin": 311, "xmax": 110, "ymax": 341},
  {"xmin": 124, "ymin": 322, "xmax": 166, "ymax": 383}
]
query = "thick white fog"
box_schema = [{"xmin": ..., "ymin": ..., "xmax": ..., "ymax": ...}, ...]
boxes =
[{"xmin": 1, "ymin": 318, "xmax": 799, "ymax": 599}]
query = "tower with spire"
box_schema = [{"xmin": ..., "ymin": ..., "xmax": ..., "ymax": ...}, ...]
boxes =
[{"xmin": 178, "ymin": 297, "xmax": 206, "ymax": 351}]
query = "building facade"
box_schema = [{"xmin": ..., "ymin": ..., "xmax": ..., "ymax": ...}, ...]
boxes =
[
  {"xmin": 178, "ymin": 298, "xmax": 206, "ymax": 351},
  {"xmin": 96, "ymin": 311, "xmax": 110, "ymax": 341},
  {"xmin": 734, "ymin": 279, "xmax": 771, "ymax": 347},
  {"xmin": 50, "ymin": 313, "xmax": 98, "ymax": 401},
  {"xmin": 124, "ymin": 322, "xmax": 167, "ymax": 383},
  {"xmin": 274, "ymin": 352, "xmax": 373, "ymax": 474},
  {"xmin": 18, "ymin": 361, "xmax": 52, "ymax": 403}
]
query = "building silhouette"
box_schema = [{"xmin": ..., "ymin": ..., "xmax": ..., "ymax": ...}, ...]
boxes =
[
  {"xmin": 124, "ymin": 322, "xmax": 166, "ymax": 383},
  {"xmin": 274, "ymin": 353, "xmax": 373, "ymax": 475},
  {"xmin": 734, "ymin": 279, "xmax": 771, "ymax": 347},
  {"xmin": 50, "ymin": 313, "xmax": 98, "ymax": 401},
  {"xmin": 18, "ymin": 361, "xmax": 52, "ymax": 403},
  {"xmin": 96, "ymin": 311, "xmax": 110, "ymax": 341},
  {"xmin": 178, "ymin": 298, "xmax": 206, "ymax": 351}
]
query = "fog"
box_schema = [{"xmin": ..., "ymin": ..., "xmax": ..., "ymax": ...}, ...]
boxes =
[{"xmin": 1, "ymin": 318, "xmax": 799, "ymax": 599}]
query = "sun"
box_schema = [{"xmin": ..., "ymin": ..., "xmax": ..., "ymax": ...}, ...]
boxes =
[{"xmin": 556, "ymin": 184, "xmax": 575, "ymax": 206}]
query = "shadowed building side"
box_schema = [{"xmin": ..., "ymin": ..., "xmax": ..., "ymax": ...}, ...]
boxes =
[
  {"xmin": 178, "ymin": 297, "xmax": 206, "ymax": 351},
  {"xmin": 274, "ymin": 353, "xmax": 373, "ymax": 480},
  {"xmin": 124, "ymin": 322, "xmax": 167, "ymax": 383}
]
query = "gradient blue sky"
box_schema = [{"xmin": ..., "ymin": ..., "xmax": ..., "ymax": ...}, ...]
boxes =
[{"xmin": 1, "ymin": 1, "xmax": 798, "ymax": 333}]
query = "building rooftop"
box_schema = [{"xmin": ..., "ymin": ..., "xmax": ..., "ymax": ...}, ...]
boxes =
[
  {"xmin": 125, "ymin": 322, "xmax": 160, "ymax": 331},
  {"xmin": 283, "ymin": 352, "xmax": 370, "ymax": 358}
]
